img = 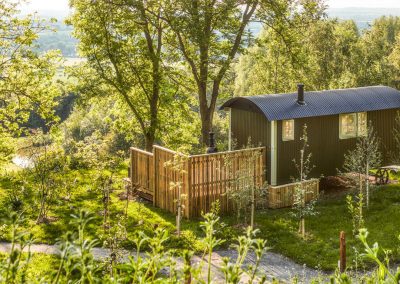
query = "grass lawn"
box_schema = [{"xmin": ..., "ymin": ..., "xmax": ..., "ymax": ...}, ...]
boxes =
[
  {"xmin": 245, "ymin": 184, "xmax": 400, "ymax": 271},
  {"xmin": 0, "ymin": 253, "xmax": 57, "ymax": 282},
  {"xmin": 0, "ymin": 163, "xmax": 207, "ymax": 251},
  {"xmin": 1, "ymin": 162, "xmax": 400, "ymax": 271}
]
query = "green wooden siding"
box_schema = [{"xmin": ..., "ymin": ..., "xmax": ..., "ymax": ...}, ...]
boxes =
[
  {"xmin": 230, "ymin": 107, "xmax": 399, "ymax": 185},
  {"xmin": 231, "ymin": 108, "xmax": 271, "ymax": 183}
]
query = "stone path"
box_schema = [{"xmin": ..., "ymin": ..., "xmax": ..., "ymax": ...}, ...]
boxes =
[{"xmin": 0, "ymin": 242, "xmax": 326, "ymax": 283}]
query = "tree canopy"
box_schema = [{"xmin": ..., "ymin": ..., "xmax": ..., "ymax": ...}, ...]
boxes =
[
  {"xmin": 68, "ymin": 0, "xmax": 197, "ymax": 151},
  {"xmin": 235, "ymin": 15, "xmax": 400, "ymax": 97},
  {"xmin": 0, "ymin": 0, "xmax": 61, "ymax": 136}
]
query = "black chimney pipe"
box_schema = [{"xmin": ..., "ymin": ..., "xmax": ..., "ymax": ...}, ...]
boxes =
[{"xmin": 297, "ymin": 83, "xmax": 305, "ymax": 105}]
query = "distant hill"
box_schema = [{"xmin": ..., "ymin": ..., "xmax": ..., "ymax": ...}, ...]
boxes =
[
  {"xmin": 248, "ymin": 7, "xmax": 400, "ymax": 36},
  {"xmin": 23, "ymin": 7, "xmax": 400, "ymax": 57},
  {"xmin": 327, "ymin": 7, "xmax": 400, "ymax": 30}
]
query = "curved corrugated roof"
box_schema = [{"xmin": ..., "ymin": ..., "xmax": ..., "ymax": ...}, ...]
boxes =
[{"xmin": 220, "ymin": 86, "xmax": 400, "ymax": 121}]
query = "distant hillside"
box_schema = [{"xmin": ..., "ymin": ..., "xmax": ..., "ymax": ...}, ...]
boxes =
[
  {"xmin": 247, "ymin": 7, "xmax": 400, "ymax": 36},
  {"xmin": 327, "ymin": 7, "xmax": 400, "ymax": 30},
  {"xmin": 24, "ymin": 7, "xmax": 400, "ymax": 57}
]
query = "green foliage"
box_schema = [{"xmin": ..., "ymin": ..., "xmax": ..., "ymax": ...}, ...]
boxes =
[
  {"xmin": 391, "ymin": 111, "xmax": 400, "ymax": 164},
  {"xmin": 356, "ymin": 228, "xmax": 400, "ymax": 282},
  {"xmin": 291, "ymin": 184, "xmax": 318, "ymax": 231},
  {"xmin": 346, "ymin": 194, "xmax": 364, "ymax": 236},
  {"xmin": 27, "ymin": 134, "xmax": 68, "ymax": 223},
  {"xmin": 343, "ymin": 125, "xmax": 382, "ymax": 177},
  {"xmin": 223, "ymin": 145, "xmax": 267, "ymax": 226},
  {"xmin": 163, "ymin": 0, "xmax": 325, "ymax": 144},
  {"xmin": 0, "ymin": 209, "xmax": 269, "ymax": 283},
  {"xmin": 0, "ymin": 212, "xmax": 35, "ymax": 284},
  {"xmin": 343, "ymin": 124, "xmax": 381, "ymax": 207},
  {"xmin": 0, "ymin": 136, "xmax": 15, "ymax": 165},
  {"xmin": 68, "ymin": 0, "xmax": 197, "ymax": 151},
  {"xmin": 0, "ymin": 1, "xmax": 61, "ymax": 136},
  {"xmin": 291, "ymin": 125, "xmax": 317, "ymax": 238},
  {"xmin": 235, "ymin": 15, "xmax": 400, "ymax": 97},
  {"xmin": 61, "ymin": 99, "xmax": 135, "ymax": 168},
  {"xmin": 221, "ymin": 227, "xmax": 268, "ymax": 284},
  {"xmin": 164, "ymin": 152, "xmax": 189, "ymax": 236}
]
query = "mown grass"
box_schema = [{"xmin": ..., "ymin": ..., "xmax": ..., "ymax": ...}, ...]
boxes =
[{"xmin": 1, "ymin": 163, "xmax": 400, "ymax": 271}]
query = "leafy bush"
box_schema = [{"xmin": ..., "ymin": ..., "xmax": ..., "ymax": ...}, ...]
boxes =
[
  {"xmin": 61, "ymin": 100, "xmax": 135, "ymax": 168},
  {"xmin": 0, "ymin": 210, "xmax": 269, "ymax": 283},
  {"xmin": 0, "ymin": 136, "xmax": 15, "ymax": 166}
]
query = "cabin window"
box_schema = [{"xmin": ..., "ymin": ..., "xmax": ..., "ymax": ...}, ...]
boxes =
[
  {"xmin": 339, "ymin": 112, "xmax": 367, "ymax": 139},
  {"xmin": 282, "ymin": 119, "xmax": 294, "ymax": 141}
]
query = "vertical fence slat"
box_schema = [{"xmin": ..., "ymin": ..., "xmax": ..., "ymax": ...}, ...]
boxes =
[{"xmin": 130, "ymin": 146, "xmax": 319, "ymax": 218}]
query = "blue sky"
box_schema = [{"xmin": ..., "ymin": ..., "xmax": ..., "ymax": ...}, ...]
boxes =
[{"xmin": 20, "ymin": 0, "xmax": 400, "ymax": 12}]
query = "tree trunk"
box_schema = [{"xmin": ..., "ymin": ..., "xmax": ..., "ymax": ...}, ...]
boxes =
[
  {"xmin": 144, "ymin": 133, "xmax": 155, "ymax": 152},
  {"xmin": 36, "ymin": 190, "xmax": 46, "ymax": 224},
  {"xmin": 200, "ymin": 115, "xmax": 213, "ymax": 146},
  {"xmin": 299, "ymin": 218, "xmax": 305, "ymax": 238},
  {"xmin": 198, "ymin": 79, "xmax": 218, "ymax": 147}
]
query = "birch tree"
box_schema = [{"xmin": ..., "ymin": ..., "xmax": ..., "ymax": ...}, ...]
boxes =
[
  {"xmin": 164, "ymin": 152, "xmax": 188, "ymax": 236},
  {"xmin": 291, "ymin": 124, "xmax": 317, "ymax": 238},
  {"xmin": 343, "ymin": 124, "xmax": 381, "ymax": 208}
]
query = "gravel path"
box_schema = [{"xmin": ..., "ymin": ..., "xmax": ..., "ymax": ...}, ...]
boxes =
[{"xmin": 0, "ymin": 242, "xmax": 325, "ymax": 283}]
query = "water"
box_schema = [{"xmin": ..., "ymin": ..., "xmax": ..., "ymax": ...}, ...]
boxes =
[{"xmin": 12, "ymin": 156, "xmax": 33, "ymax": 169}]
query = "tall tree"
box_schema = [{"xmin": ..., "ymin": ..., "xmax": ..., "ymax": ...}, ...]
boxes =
[
  {"xmin": 354, "ymin": 16, "xmax": 400, "ymax": 88},
  {"xmin": 161, "ymin": 0, "xmax": 325, "ymax": 145},
  {"xmin": 162, "ymin": 0, "xmax": 259, "ymax": 145},
  {"xmin": 69, "ymin": 0, "xmax": 188, "ymax": 151},
  {"xmin": 0, "ymin": 0, "xmax": 60, "ymax": 136},
  {"xmin": 234, "ymin": 18, "xmax": 359, "ymax": 97}
]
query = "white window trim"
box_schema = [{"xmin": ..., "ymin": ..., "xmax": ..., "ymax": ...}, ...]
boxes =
[
  {"xmin": 282, "ymin": 119, "xmax": 295, "ymax": 141},
  {"xmin": 339, "ymin": 112, "xmax": 367, "ymax": 139}
]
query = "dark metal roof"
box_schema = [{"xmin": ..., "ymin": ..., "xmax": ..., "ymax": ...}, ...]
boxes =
[{"xmin": 220, "ymin": 86, "xmax": 400, "ymax": 121}]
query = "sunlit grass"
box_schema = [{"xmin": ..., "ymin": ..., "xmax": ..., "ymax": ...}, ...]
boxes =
[{"xmin": 1, "ymin": 164, "xmax": 400, "ymax": 271}]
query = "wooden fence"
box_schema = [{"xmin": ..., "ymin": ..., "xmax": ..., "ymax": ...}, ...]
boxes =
[
  {"xmin": 131, "ymin": 146, "xmax": 266, "ymax": 218},
  {"xmin": 268, "ymin": 179, "xmax": 320, "ymax": 209},
  {"xmin": 130, "ymin": 145, "xmax": 319, "ymax": 218},
  {"xmin": 130, "ymin": 148, "xmax": 154, "ymax": 200}
]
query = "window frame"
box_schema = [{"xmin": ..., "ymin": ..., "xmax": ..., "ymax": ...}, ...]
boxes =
[
  {"xmin": 282, "ymin": 119, "xmax": 295, "ymax": 141},
  {"xmin": 339, "ymin": 112, "xmax": 367, "ymax": 139}
]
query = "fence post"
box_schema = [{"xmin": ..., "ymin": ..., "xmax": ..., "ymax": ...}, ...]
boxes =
[
  {"xmin": 129, "ymin": 148, "xmax": 132, "ymax": 184},
  {"xmin": 339, "ymin": 231, "xmax": 346, "ymax": 273},
  {"xmin": 186, "ymin": 157, "xmax": 191, "ymax": 218},
  {"xmin": 153, "ymin": 146, "xmax": 157, "ymax": 206}
]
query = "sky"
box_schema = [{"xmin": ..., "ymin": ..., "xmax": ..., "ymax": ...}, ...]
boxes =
[
  {"xmin": 19, "ymin": 0, "xmax": 400, "ymax": 12},
  {"xmin": 328, "ymin": 0, "xmax": 400, "ymax": 8},
  {"xmin": 21, "ymin": 0, "xmax": 69, "ymax": 12}
]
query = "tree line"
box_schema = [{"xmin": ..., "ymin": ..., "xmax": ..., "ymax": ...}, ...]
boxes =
[
  {"xmin": 236, "ymin": 16, "xmax": 400, "ymax": 96},
  {"xmin": 3, "ymin": 0, "xmax": 400, "ymax": 155}
]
